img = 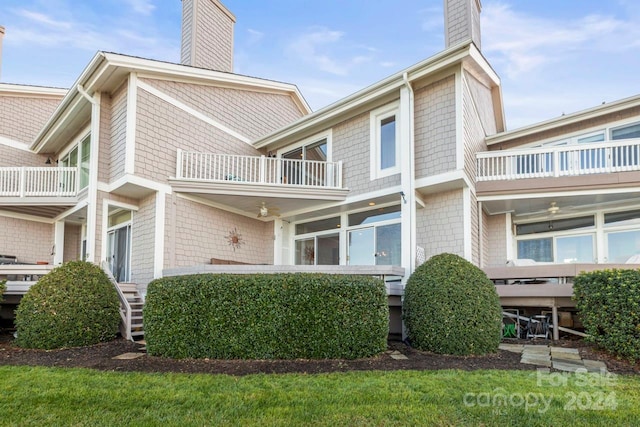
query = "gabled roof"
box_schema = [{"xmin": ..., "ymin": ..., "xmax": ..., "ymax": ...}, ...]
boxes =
[
  {"xmin": 254, "ymin": 41, "xmax": 504, "ymax": 150},
  {"xmin": 31, "ymin": 52, "xmax": 311, "ymax": 153},
  {"xmin": 486, "ymin": 93, "xmax": 640, "ymax": 146}
]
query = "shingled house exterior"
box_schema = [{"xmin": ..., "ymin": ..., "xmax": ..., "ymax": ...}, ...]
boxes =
[{"xmin": 1, "ymin": 0, "xmax": 639, "ymax": 337}]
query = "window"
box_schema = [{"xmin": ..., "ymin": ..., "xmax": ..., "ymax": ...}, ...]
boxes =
[
  {"xmin": 611, "ymin": 123, "xmax": 640, "ymax": 140},
  {"xmin": 515, "ymin": 216, "xmax": 595, "ymax": 263},
  {"xmin": 605, "ymin": 210, "xmax": 640, "ymax": 262},
  {"xmin": 60, "ymin": 134, "xmax": 91, "ymax": 190},
  {"xmin": 370, "ymin": 102, "xmax": 400, "ymax": 179},
  {"xmin": 292, "ymin": 205, "xmax": 402, "ymax": 266},
  {"xmin": 281, "ymin": 134, "xmax": 329, "ymax": 186}
]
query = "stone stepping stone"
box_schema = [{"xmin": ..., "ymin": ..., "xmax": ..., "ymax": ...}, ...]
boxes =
[
  {"xmin": 521, "ymin": 357, "xmax": 551, "ymax": 367},
  {"xmin": 523, "ymin": 345, "xmax": 550, "ymax": 353},
  {"xmin": 583, "ymin": 359, "xmax": 608, "ymax": 372},
  {"xmin": 552, "ymin": 361, "xmax": 585, "ymax": 372},
  {"xmin": 499, "ymin": 343, "xmax": 524, "ymax": 353},
  {"xmin": 549, "ymin": 347, "xmax": 579, "ymax": 354},
  {"xmin": 389, "ymin": 351, "xmax": 408, "ymax": 360},
  {"xmin": 552, "ymin": 353, "xmax": 582, "ymax": 362},
  {"xmin": 112, "ymin": 352, "xmax": 145, "ymax": 360}
]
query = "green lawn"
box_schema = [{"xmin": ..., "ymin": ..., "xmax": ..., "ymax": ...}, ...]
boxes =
[{"xmin": 1, "ymin": 366, "xmax": 638, "ymax": 426}]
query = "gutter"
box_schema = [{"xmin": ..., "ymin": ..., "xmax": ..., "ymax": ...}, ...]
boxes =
[{"xmin": 253, "ymin": 42, "xmax": 474, "ymax": 149}]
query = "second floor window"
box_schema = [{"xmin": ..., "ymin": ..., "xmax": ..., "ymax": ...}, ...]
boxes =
[
  {"xmin": 370, "ymin": 102, "xmax": 400, "ymax": 179},
  {"xmin": 60, "ymin": 134, "xmax": 91, "ymax": 190}
]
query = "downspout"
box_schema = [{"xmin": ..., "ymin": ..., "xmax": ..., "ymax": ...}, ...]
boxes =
[
  {"xmin": 402, "ymin": 72, "xmax": 416, "ymax": 275},
  {"xmin": 400, "ymin": 72, "xmax": 416, "ymax": 342},
  {"xmin": 77, "ymin": 84, "xmax": 100, "ymax": 264}
]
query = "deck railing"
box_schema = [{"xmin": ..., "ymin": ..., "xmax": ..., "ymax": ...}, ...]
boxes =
[
  {"xmin": 175, "ymin": 149, "xmax": 343, "ymax": 189},
  {"xmin": 0, "ymin": 167, "xmax": 78, "ymax": 197},
  {"xmin": 477, "ymin": 139, "xmax": 640, "ymax": 182}
]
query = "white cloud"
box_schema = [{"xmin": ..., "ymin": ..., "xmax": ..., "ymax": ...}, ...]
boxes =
[
  {"xmin": 246, "ymin": 29, "xmax": 264, "ymax": 45},
  {"xmin": 123, "ymin": 0, "xmax": 156, "ymax": 16},
  {"xmin": 483, "ymin": 2, "xmax": 640, "ymax": 79},
  {"xmin": 287, "ymin": 27, "xmax": 374, "ymax": 76},
  {"xmin": 14, "ymin": 10, "xmax": 72, "ymax": 30}
]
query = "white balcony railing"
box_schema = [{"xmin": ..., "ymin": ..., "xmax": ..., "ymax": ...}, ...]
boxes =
[
  {"xmin": 175, "ymin": 150, "xmax": 343, "ymax": 189},
  {"xmin": 0, "ymin": 167, "xmax": 78, "ymax": 197},
  {"xmin": 477, "ymin": 139, "xmax": 640, "ymax": 182}
]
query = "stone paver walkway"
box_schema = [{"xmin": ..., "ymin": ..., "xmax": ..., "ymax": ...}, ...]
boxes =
[{"xmin": 499, "ymin": 343, "xmax": 608, "ymax": 373}]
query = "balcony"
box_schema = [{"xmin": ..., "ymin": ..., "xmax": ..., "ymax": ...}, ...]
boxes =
[
  {"xmin": 0, "ymin": 167, "xmax": 79, "ymax": 216},
  {"xmin": 170, "ymin": 150, "xmax": 348, "ymax": 218},
  {"xmin": 477, "ymin": 139, "xmax": 640, "ymax": 182},
  {"xmin": 175, "ymin": 149, "xmax": 343, "ymax": 188}
]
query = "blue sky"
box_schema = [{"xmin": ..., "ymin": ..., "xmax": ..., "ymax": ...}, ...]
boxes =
[{"xmin": 0, "ymin": 0, "xmax": 638, "ymax": 129}]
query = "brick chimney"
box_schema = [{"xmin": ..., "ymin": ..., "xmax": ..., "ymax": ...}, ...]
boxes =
[
  {"xmin": 444, "ymin": 0, "xmax": 481, "ymax": 50},
  {"xmin": 0, "ymin": 26, "xmax": 5, "ymax": 80},
  {"xmin": 180, "ymin": 0, "xmax": 236, "ymax": 72}
]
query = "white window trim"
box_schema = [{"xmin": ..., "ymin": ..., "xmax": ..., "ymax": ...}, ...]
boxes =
[
  {"xmin": 370, "ymin": 101, "xmax": 400, "ymax": 180},
  {"xmin": 57, "ymin": 126, "xmax": 91, "ymax": 160}
]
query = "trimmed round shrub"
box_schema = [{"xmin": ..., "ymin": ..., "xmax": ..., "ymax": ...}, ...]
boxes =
[
  {"xmin": 574, "ymin": 269, "xmax": 640, "ymax": 361},
  {"xmin": 403, "ymin": 253, "xmax": 502, "ymax": 355},
  {"xmin": 15, "ymin": 261, "xmax": 120, "ymax": 349}
]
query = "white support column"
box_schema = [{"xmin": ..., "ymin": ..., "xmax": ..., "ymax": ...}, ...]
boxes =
[
  {"xmin": 552, "ymin": 306, "xmax": 559, "ymax": 341},
  {"xmin": 273, "ymin": 218, "xmax": 283, "ymax": 265},
  {"xmin": 400, "ymin": 82, "xmax": 416, "ymax": 281},
  {"xmin": 125, "ymin": 73, "xmax": 138, "ymax": 175},
  {"xmin": 463, "ymin": 187, "xmax": 473, "ymax": 262},
  {"xmin": 85, "ymin": 92, "xmax": 101, "ymax": 263},
  {"xmin": 505, "ymin": 212, "xmax": 514, "ymax": 261},
  {"xmin": 153, "ymin": 190, "xmax": 166, "ymax": 279},
  {"xmin": 53, "ymin": 221, "xmax": 65, "ymax": 265},
  {"xmin": 478, "ymin": 201, "xmax": 484, "ymax": 268}
]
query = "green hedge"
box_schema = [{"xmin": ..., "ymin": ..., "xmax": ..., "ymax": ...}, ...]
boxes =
[
  {"xmin": 574, "ymin": 269, "xmax": 640, "ymax": 361},
  {"xmin": 15, "ymin": 261, "xmax": 120, "ymax": 349},
  {"xmin": 144, "ymin": 273, "xmax": 389, "ymax": 359},
  {"xmin": 403, "ymin": 253, "xmax": 502, "ymax": 355},
  {"xmin": 0, "ymin": 280, "xmax": 5, "ymax": 298}
]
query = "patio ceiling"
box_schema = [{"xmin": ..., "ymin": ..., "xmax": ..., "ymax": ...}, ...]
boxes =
[{"xmin": 480, "ymin": 191, "xmax": 640, "ymax": 219}]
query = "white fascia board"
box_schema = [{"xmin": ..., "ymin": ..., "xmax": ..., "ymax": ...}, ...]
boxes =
[
  {"xmin": 487, "ymin": 93, "xmax": 640, "ymax": 146},
  {"xmin": 102, "ymin": 53, "xmax": 311, "ymax": 114},
  {"xmin": 476, "ymin": 186, "xmax": 640, "ymax": 203},
  {"xmin": 0, "ymin": 136, "xmax": 31, "ymax": 152},
  {"xmin": 0, "ymin": 83, "xmax": 67, "ymax": 98},
  {"xmin": 253, "ymin": 43, "xmax": 473, "ymax": 149},
  {"xmin": 0, "ymin": 209, "xmax": 55, "ymax": 224},
  {"xmin": 30, "ymin": 52, "xmax": 108, "ymax": 152},
  {"xmin": 102, "ymin": 174, "xmax": 173, "ymax": 195}
]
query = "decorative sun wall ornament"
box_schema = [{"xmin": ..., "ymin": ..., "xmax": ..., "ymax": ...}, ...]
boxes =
[{"xmin": 226, "ymin": 227, "xmax": 243, "ymax": 251}]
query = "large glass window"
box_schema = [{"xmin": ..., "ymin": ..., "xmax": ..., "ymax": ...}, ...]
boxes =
[
  {"xmin": 282, "ymin": 138, "xmax": 328, "ymax": 186},
  {"xmin": 293, "ymin": 205, "xmax": 402, "ymax": 267},
  {"xmin": 607, "ymin": 230, "xmax": 640, "ymax": 263},
  {"xmin": 60, "ymin": 134, "xmax": 91, "ymax": 190},
  {"xmin": 370, "ymin": 102, "xmax": 400, "ymax": 179},
  {"xmin": 612, "ymin": 123, "xmax": 640, "ymax": 140},
  {"xmin": 515, "ymin": 215, "xmax": 595, "ymax": 263},
  {"xmin": 380, "ymin": 116, "xmax": 396, "ymax": 170}
]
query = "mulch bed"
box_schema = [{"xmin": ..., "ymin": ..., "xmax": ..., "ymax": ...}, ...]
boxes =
[{"xmin": 1, "ymin": 331, "xmax": 637, "ymax": 376}]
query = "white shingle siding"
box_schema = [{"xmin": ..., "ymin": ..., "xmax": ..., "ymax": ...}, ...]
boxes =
[
  {"xmin": 0, "ymin": 95, "xmax": 61, "ymax": 144},
  {"xmin": 486, "ymin": 213, "xmax": 508, "ymax": 267},
  {"xmin": 131, "ymin": 193, "xmax": 156, "ymax": 288},
  {"xmin": 167, "ymin": 196, "xmax": 274, "ymax": 268},
  {"xmin": 415, "ymin": 75, "xmax": 457, "ymax": 179},
  {"xmin": 109, "ymin": 84, "xmax": 128, "ymax": 182},
  {"xmin": 0, "ymin": 217, "xmax": 53, "ymax": 263},
  {"xmin": 416, "ymin": 189, "xmax": 465, "ymax": 259}
]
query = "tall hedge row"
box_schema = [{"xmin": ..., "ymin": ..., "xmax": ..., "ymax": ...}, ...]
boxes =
[
  {"xmin": 574, "ymin": 269, "xmax": 640, "ymax": 361},
  {"xmin": 144, "ymin": 273, "xmax": 389, "ymax": 359}
]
